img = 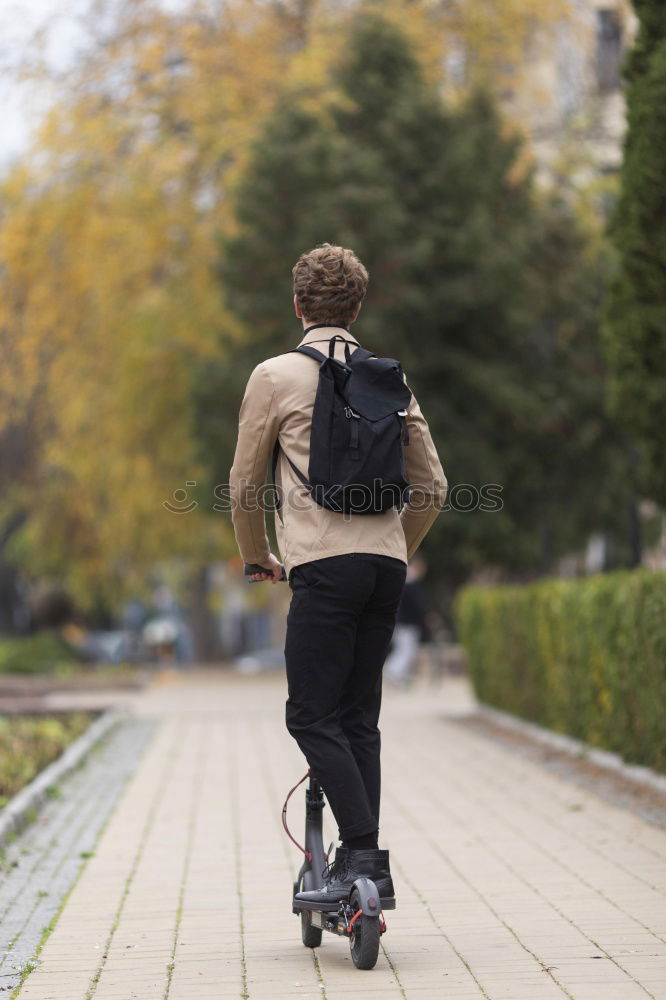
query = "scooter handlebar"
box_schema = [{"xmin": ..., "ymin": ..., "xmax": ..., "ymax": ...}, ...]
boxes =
[{"xmin": 244, "ymin": 562, "xmax": 287, "ymax": 582}]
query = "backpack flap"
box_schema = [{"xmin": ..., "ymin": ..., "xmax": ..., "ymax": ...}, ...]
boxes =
[{"xmin": 344, "ymin": 355, "xmax": 412, "ymax": 421}]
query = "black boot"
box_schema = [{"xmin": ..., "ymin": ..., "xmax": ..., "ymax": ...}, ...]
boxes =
[
  {"xmin": 320, "ymin": 845, "xmax": 348, "ymax": 884},
  {"xmin": 295, "ymin": 848, "xmax": 395, "ymax": 907}
]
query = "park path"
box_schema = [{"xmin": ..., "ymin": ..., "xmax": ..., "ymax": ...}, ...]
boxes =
[{"xmin": 14, "ymin": 669, "xmax": 666, "ymax": 1000}]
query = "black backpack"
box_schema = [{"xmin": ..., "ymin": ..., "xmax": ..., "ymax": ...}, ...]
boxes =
[{"xmin": 274, "ymin": 333, "xmax": 412, "ymax": 515}]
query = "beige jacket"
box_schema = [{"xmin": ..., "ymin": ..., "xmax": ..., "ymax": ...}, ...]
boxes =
[{"xmin": 229, "ymin": 325, "xmax": 447, "ymax": 577}]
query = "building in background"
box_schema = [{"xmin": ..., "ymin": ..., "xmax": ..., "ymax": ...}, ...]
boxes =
[{"xmin": 500, "ymin": 0, "xmax": 637, "ymax": 182}]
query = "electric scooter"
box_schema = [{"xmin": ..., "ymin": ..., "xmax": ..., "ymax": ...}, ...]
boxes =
[
  {"xmin": 244, "ymin": 562, "xmax": 393, "ymax": 970},
  {"xmin": 283, "ymin": 769, "xmax": 392, "ymax": 970}
]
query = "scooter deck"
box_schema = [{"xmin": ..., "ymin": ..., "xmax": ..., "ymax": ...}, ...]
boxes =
[{"xmin": 292, "ymin": 895, "xmax": 396, "ymax": 914}]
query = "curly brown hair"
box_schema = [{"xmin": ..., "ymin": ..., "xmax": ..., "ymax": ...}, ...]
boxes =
[{"xmin": 292, "ymin": 243, "xmax": 369, "ymax": 327}]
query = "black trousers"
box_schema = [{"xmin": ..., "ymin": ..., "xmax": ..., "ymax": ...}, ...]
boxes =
[{"xmin": 284, "ymin": 553, "xmax": 407, "ymax": 842}]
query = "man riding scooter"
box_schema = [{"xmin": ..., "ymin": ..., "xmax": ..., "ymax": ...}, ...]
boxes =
[{"xmin": 229, "ymin": 242, "xmax": 447, "ymax": 907}]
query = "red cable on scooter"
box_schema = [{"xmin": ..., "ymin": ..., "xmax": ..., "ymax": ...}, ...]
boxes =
[{"xmin": 281, "ymin": 769, "xmax": 313, "ymax": 861}]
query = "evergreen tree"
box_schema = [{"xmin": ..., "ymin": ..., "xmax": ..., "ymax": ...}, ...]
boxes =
[
  {"xmin": 219, "ymin": 12, "xmax": 633, "ymax": 583},
  {"xmin": 603, "ymin": 0, "xmax": 666, "ymax": 505}
]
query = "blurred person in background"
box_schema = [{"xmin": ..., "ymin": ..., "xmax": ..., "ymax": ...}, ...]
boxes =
[{"xmin": 384, "ymin": 554, "xmax": 428, "ymax": 688}]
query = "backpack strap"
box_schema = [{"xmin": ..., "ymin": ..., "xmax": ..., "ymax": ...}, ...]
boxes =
[
  {"xmin": 282, "ymin": 450, "xmax": 311, "ymax": 488},
  {"xmin": 271, "ymin": 440, "xmax": 312, "ymax": 509},
  {"xmin": 397, "ymin": 410, "xmax": 410, "ymax": 446},
  {"xmin": 293, "ymin": 336, "xmax": 358, "ymax": 364},
  {"xmin": 292, "ymin": 345, "xmax": 327, "ymax": 364},
  {"xmin": 327, "ymin": 334, "xmax": 352, "ymax": 362}
]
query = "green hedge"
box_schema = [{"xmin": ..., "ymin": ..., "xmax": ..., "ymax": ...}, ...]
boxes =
[
  {"xmin": 0, "ymin": 632, "xmax": 80, "ymax": 675},
  {"xmin": 454, "ymin": 569, "xmax": 666, "ymax": 773}
]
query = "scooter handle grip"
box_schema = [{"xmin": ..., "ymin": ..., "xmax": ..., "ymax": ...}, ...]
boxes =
[{"xmin": 244, "ymin": 562, "xmax": 287, "ymax": 582}]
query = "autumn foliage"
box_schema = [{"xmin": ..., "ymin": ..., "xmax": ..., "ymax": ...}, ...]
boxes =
[{"xmin": 0, "ymin": 0, "xmax": 607, "ymax": 612}]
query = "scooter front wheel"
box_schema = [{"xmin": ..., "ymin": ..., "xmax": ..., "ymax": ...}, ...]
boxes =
[
  {"xmin": 301, "ymin": 908, "xmax": 322, "ymax": 948},
  {"xmin": 348, "ymin": 888, "xmax": 380, "ymax": 970}
]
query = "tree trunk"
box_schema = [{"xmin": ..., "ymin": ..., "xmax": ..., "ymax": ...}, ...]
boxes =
[{"xmin": 186, "ymin": 564, "xmax": 221, "ymax": 664}]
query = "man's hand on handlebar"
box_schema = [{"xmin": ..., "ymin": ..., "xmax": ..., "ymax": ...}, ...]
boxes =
[{"xmin": 244, "ymin": 554, "xmax": 286, "ymax": 584}]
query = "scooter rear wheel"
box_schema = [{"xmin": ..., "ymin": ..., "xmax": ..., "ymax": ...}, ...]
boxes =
[{"xmin": 348, "ymin": 888, "xmax": 380, "ymax": 970}]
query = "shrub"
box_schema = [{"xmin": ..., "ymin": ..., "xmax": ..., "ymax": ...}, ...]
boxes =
[
  {"xmin": 0, "ymin": 632, "xmax": 80, "ymax": 675},
  {"xmin": 455, "ymin": 569, "xmax": 666, "ymax": 772},
  {"xmin": 0, "ymin": 713, "xmax": 93, "ymax": 806}
]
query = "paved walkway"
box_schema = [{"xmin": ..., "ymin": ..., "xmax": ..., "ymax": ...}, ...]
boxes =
[
  {"xmin": 0, "ymin": 716, "xmax": 155, "ymax": 994},
  {"xmin": 14, "ymin": 670, "xmax": 666, "ymax": 1000}
]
